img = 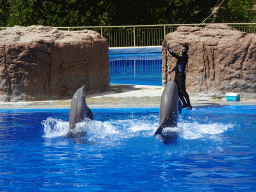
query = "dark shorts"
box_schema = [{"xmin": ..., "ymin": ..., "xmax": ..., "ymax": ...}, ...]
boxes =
[{"xmin": 174, "ymin": 74, "xmax": 186, "ymax": 91}]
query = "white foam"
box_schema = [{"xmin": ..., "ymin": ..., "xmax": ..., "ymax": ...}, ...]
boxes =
[
  {"xmin": 41, "ymin": 116, "xmax": 233, "ymax": 142},
  {"xmin": 128, "ymin": 121, "xmax": 157, "ymax": 133},
  {"xmin": 162, "ymin": 127, "xmax": 181, "ymax": 134},
  {"xmin": 42, "ymin": 117, "xmax": 69, "ymax": 138},
  {"xmin": 180, "ymin": 121, "xmax": 233, "ymax": 140}
]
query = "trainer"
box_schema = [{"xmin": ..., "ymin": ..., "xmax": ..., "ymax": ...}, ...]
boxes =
[{"xmin": 165, "ymin": 41, "xmax": 192, "ymax": 110}]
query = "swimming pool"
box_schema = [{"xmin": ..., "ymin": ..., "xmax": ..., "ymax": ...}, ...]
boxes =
[
  {"xmin": 0, "ymin": 105, "xmax": 256, "ymax": 191},
  {"xmin": 109, "ymin": 47, "xmax": 162, "ymax": 86},
  {"xmin": 109, "ymin": 59, "xmax": 162, "ymax": 85}
]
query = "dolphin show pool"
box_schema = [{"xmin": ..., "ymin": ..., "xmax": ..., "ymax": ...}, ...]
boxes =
[{"xmin": 1, "ymin": 105, "xmax": 256, "ymax": 191}]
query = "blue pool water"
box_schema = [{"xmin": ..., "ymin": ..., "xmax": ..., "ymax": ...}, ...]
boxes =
[
  {"xmin": 109, "ymin": 47, "xmax": 162, "ymax": 86},
  {"xmin": 0, "ymin": 105, "xmax": 256, "ymax": 191},
  {"xmin": 109, "ymin": 59, "xmax": 162, "ymax": 85}
]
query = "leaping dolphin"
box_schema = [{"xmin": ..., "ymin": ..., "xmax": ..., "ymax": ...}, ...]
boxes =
[
  {"xmin": 154, "ymin": 81, "xmax": 181, "ymax": 142},
  {"xmin": 68, "ymin": 85, "xmax": 93, "ymax": 134}
]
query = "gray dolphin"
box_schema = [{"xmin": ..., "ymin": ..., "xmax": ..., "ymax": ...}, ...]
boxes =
[
  {"xmin": 154, "ymin": 81, "xmax": 181, "ymax": 142},
  {"xmin": 69, "ymin": 85, "xmax": 93, "ymax": 131}
]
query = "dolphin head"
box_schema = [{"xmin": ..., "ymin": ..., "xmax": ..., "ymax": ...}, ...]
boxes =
[
  {"xmin": 81, "ymin": 85, "xmax": 86, "ymax": 95},
  {"xmin": 76, "ymin": 85, "xmax": 86, "ymax": 99}
]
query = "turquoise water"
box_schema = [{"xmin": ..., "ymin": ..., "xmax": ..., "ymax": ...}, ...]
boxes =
[{"xmin": 0, "ymin": 105, "xmax": 256, "ymax": 191}]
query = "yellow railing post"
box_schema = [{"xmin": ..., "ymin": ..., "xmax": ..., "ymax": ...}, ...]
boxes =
[
  {"xmin": 133, "ymin": 26, "xmax": 136, "ymax": 47},
  {"xmin": 164, "ymin": 25, "xmax": 166, "ymax": 38}
]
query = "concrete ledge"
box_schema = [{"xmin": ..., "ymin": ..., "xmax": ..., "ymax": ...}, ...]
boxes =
[{"xmin": 0, "ymin": 84, "xmax": 255, "ymax": 109}]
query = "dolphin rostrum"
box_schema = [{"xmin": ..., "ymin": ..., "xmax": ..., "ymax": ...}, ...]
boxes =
[
  {"xmin": 154, "ymin": 81, "xmax": 180, "ymax": 142},
  {"xmin": 69, "ymin": 85, "xmax": 93, "ymax": 131}
]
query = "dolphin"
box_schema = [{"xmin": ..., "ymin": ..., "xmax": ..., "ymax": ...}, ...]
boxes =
[
  {"xmin": 154, "ymin": 81, "xmax": 181, "ymax": 142},
  {"xmin": 68, "ymin": 85, "xmax": 93, "ymax": 132}
]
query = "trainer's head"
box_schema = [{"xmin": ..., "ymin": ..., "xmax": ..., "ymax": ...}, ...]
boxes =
[{"xmin": 181, "ymin": 44, "xmax": 189, "ymax": 54}]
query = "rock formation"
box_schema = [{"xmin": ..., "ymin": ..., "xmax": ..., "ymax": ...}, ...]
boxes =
[
  {"xmin": 162, "ymin": 24, "xmax": 256, "ymax": 98},
  {"xmin": 0, "ymin": 25, "xmax": 110, "ymax": 101}
]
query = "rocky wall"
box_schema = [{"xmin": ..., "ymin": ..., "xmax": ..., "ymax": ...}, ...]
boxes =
[
  {"xmin": 163, "ymin": 24, "xmax": 256, "ymax": 98},
  {"xmin": 0, "ymin": 25, "xmax": 110, "ymax": 101}
]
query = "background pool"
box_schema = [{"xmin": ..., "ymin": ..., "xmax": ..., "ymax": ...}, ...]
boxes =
[
  {"xmin": 109, "ymin": 47, "xmax": 162, "ymax": 86},
  {"xmin": 0, "ymin": 105, "xmax": 256, "ymax": 191},
  {"xmin": 109, "ymin": 59, "xmax": 162, "ymax": 85}
]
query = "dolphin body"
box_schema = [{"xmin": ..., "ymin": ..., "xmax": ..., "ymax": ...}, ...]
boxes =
[
  {"xmin": 67, "ymin": 85, "xmax": 93, "ymax": 137},
  {"xmin": 154, "ymin": 81, "xmax": 181, "ymax": 143}
]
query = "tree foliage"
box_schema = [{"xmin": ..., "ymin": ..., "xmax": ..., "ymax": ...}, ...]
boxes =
[
  {"xmin": 0, "ymin": 0, "xmax": 11, "ymax": 26},
  {"xmin": 2, "ymin": 0, "xmax": 113, "ymax": 27},
  {"xmin": 106, "ymin": 0, "xmax": 218, "ymax": 25},
  {"xmin": 214, "ymin": 0, "xmax": 256, "ymax": 23},
  {"xmin": 0, "ymin": 0, "xmax": 255, "ymax": 27}
]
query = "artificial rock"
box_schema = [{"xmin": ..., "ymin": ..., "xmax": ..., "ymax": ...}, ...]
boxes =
[
  {"xmin": 0, "ymin": 25, "xmax": 110, "ymax": 101},
  {"xmin": 162, "ymin": 24, "xmax": 256, "ymax": 98}
]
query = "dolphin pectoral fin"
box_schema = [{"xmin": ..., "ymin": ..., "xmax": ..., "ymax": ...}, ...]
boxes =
[
  {"xmin": 88, "ymin": 108, "xmax": 93, "ymax": 120},
  {"xmin": 154, "ymin": 125, "xmax": 164, "ymax": 137}
]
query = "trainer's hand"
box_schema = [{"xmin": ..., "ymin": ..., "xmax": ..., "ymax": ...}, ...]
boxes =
[{"xmin": 163, "ymin": 40, "xmax": 169, "ymax": 48}]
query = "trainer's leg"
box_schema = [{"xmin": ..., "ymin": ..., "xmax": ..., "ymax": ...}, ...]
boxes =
[
  {"xmin": 182, "ymin": 90, "xmax": 192, "ymax": 110},
  {"xmin": 175, "ymin": 77, "xmax": 187, "ymax": 107},
  {"xmin": 178, "ymin": 90, "xmax": 187, "ymax": 107},
  {"xmin": 178, "ymin": 74, "xmax": 192, "ymax": 110}
]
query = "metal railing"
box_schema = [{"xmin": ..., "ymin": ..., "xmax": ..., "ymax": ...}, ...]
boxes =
[
  {"xmin": 1, "ymin": 23, "xmax": 256, "ymax": 47},
  {"xmin": 53, "ymin": 23, "xmax": 256, "ymax": 47},
  {"xmin": 53, "ymin": 24, "xmax": 187, "ymax": 47}
]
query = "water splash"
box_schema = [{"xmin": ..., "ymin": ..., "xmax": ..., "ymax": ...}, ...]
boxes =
[
  {"xmin": 179, "ymin": 121, "xmax": 233, "ymax": 140},
  {"xmin": 41, "ymin": 115, "xmax": 233, "ymax": 143},
  {"xmin": 42, "ymin": 117, "xmax": 69, "ymax": 138}
]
